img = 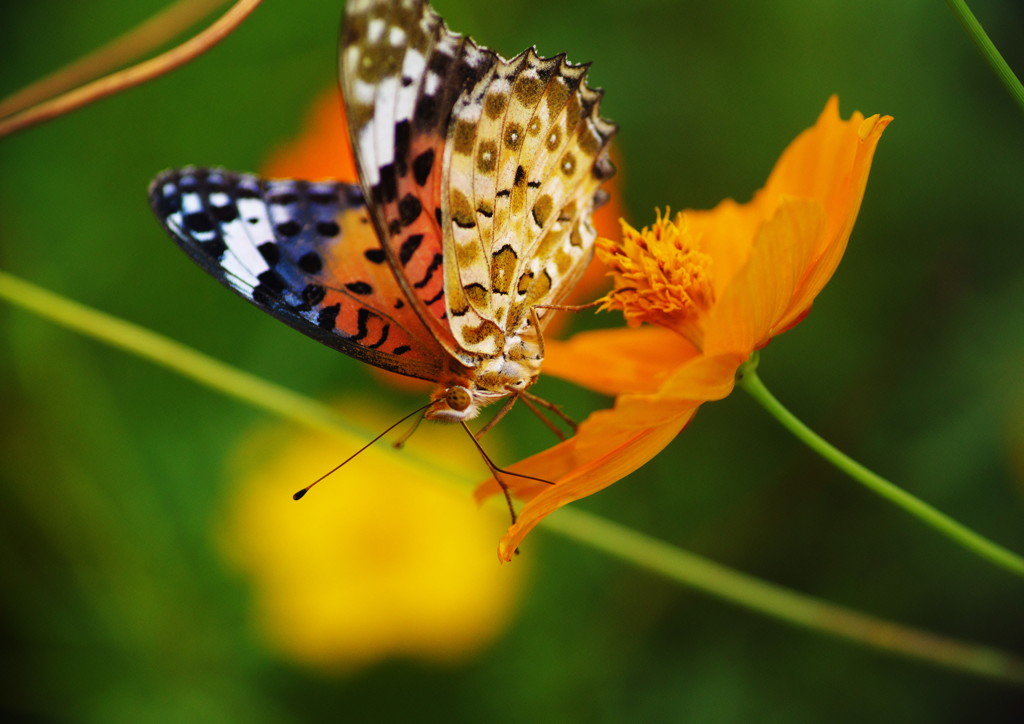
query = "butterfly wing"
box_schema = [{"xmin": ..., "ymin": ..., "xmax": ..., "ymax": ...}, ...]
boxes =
[
  {"xmin": 442, "ymin": 50, "xmax": 617, "ymax": 355},
  {"xmin": 340, "ymin": 0, "xmax": 499, "ymax": 366},
  {"xmin": 149, "ymin": 166, "xmax": 446, "ymax": 381},
  {"xmin": 342, "ymin": 0, "xmax": 616, "ymax": 362}
]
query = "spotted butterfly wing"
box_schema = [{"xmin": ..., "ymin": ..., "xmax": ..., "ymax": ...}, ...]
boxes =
[
  {"xmin": 342, "ymin": 0, "xmax": 616, "ymax": 365},
  {"xmin": 148, "ymin": 168, "xmax": 446, "ymax": 381},
  {"xmin": 151, "ymin": 0, "xmax": 615, "ymax": 423}
]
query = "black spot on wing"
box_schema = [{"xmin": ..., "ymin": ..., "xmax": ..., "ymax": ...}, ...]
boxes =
[
  {"xmin": 346, "ymin": 281, "xmax": 373, "ymax": 295},
  {"xmin": 398, "ymin": 194, "xmax": 422, "ymax": 226},
  {"xmin": 394, "ymin": 120, "xmax": 411, "ymax": 177},
  {"xmin": 199, "ymin": 237, "xmax": 227, "ymax": 261},
  {"xmin": 413, "ymin": 253, "xmax": 443, "ymax": 289},
  {"xmin": 302, "ymin": 283, "xmax": 326, "ymax": 306},
  {"xmin": 309, "ymin": 191, "xmax": 337, "ymax": 205},
  {"xmin": 316, "ymin": 220, "xmax": 340, "ymax": 237},
  {"xmin": 367, "ymin": 323, "xmax": 390, "ymax": 349},
  {"xmin": 374, "ymin": 164, "xmax": 398, "ymax": 205},
  {"xmin": 414, "ymin": 94, "xmax": 439, "ymax": 127},
  {"xmin": 412, "ymin": 149, "xmax": 435, "ymax": 186},
  {"xmin": 424, "ymin": 288, "xmax": 444, "ymax": 306},
  {"xmin": 297, "ymin": 251, "xmax": 322, "ymax": 274},
  {"xmin": 211, "ymin": 203, "xmax": 238, "ymax": 222},
  {"xmin": 268, "ymin": 191, "xmax": 298, "ymax": 205},
  {"xmin": 351, "ymin": 308, "xmax": 371, "ymax": 341},
  {"xmin": 151, "ymin": 168, "xmax": 444, "ymax": 379},
  {"xmin": 258, "ymin": 242, "xmax": 280, "ymax": 266},
  {"xmin": 317, "ymin": 303, "xmax": 340, "ymax": 330},
  {"xmin": 185, "ymin": 212, "xmax": 214, "ymax": 233},
  {"xmin": 399, "ymin": 234, "xmax": 423, "ymax": 265}
]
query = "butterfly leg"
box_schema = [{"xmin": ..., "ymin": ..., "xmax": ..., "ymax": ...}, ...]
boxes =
[
  {"xmin": 391, "ymin": 409, "xmax": 427, "ymax": 449},
  {"xmin": 474, "ymin": 394, "xmax": 519, "ymax": 439},
  {"xmin": 520, "ymin": 392, "xmax": 578, "ymax": 439},
  {"xmin": 534, "ymin": 300, "xmax": 604, "ymax": 314},
  {"xmin": 460, "ymin": 421, "xmax": 558, "ymax": 526},
  {"xmin": 461, "ymin": 421, "xmax": 518, "ymax": 524}
]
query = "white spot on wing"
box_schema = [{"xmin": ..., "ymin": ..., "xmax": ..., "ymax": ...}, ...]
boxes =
[
  {"xmin": 367, "ymin": 18, "xmax": 385, "ymax": 43},
  {"xmin": 397, "ymin": 49, "xmax": 425, "ymax": 119},
  {"xmin": 181, "ymin": 193, "xmax": 203, "ymax": 214},
  {"xmin": 229, "ymin": 197, "xmax": 274, "ymax": 289},
  {"xmin": 424, "ymin": 71, "xmax": 440, "ymax": 95},
  {"xmin": 372, "ymin": 76, "xmax": 399, "ymax": 166},
  {"xmin": 358, "ymin": 126, "xmax": 380, "ymax": 185},
  {"xmin": 352, "ymin": 78, "xmax": 377, "ymax": 105}
]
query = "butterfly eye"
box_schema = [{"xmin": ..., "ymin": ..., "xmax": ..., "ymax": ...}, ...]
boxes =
[{"xmin": 445, "ymin": 386, "xmax": 472, "ymax": 412}]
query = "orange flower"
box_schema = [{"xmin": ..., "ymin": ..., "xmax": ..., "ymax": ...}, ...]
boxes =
[
  {"xmin": 262, "ymin": 88, "xmax": 358, "ymax": 183},
  {"xmin": 479, "ymin": 97, "xmax": 892, "ymax": 560}
]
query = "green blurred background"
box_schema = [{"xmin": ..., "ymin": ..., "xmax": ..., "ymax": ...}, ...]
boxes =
[{"xmin": 2, "ymin": 0, "xmax": 1023, "ymax": 721}]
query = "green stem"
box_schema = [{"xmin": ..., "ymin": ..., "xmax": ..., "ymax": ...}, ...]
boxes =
[
  {"xmin": 737, "ymin": 358, "xmax": 1024, "ymax": 579},
  {"xmin": 0, "ymin": 269, "xmax": 367, "ymax": 441},
  {"xmin": 547, "ymin": 508, "xmax": 1024, "ymax": 684},
  {"xmin": 945, "ymin": 0, "xmax": 1024, "ymax": 115},
  {"xmin": 2, "ymin": 268, "xmax": 1023, "ymax": 684}
]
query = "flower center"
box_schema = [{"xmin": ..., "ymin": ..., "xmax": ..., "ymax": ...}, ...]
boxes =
[{"xmin": 597, "ymin": 211, "xmax": 714, "ymax": 348}]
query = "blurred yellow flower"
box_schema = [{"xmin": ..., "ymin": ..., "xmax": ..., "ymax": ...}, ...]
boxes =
[
  {"xmin": 479, "ymin": 97, "xmax": 892, "ymax": 560},
  {"xmin": 220, "ymin": 403, "xmax": 526, "ymax": 671}
]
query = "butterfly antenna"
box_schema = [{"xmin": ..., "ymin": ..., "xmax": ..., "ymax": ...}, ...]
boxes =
[{"xmin": 293, "ymin": 401, "xmax": 432, "ymax": 500}]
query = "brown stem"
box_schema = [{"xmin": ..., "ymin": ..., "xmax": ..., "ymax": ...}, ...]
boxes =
[
  {"xmin": 0, "ymin": 0, "xmax": 263, "ymax": 139},
  {"xmin": 0, "ymin": 0, "xmax": 229, "ymax": 120}
]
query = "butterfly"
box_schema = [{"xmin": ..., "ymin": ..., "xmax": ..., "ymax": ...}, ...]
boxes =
[{"xmin": 149, "ymin": 0, "xmax": 615, "ymax": 469}]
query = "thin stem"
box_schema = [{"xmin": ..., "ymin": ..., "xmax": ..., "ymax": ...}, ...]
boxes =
[
  {"xmin": 1, "ymin": 268, "xmax": 1022, "ymax": 684},
  {"xmin": 945, "ymin": 0, "xmax": 1024, "ymax": 115},
  {"xmin": 737, "ymin": 360, "xmax": 1024, "ymax": 579},
  {"xmin": 0, "ymin": 269, "xmax": 366, "ymax": 441},
  {"xmin": 0, "ymin": 0, "xmax": 262, "ymax": 139},
  {"xmin": 546, "ymin": 507, "xmax": 1024, "ymax": 684},
  {"xmin": 0, "ymin": 0, "xmax": 229, "ymax": 120}
]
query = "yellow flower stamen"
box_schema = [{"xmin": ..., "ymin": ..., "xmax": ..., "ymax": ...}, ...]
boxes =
[{"xmin": 597, "ymin": 210, "xmax": 715, "ymax": 348}]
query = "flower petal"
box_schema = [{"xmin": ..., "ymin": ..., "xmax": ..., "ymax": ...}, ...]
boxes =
[
  {"xmin": 480, "ymin": 98, "xmax": 892, "ymax": 557},
  {"xmin": 477, "ymin": 351, "xmax": 741, "ymax": 559},
  {"xmin": 544, "ymin": 325, "xmax": 700, "ymax": 395},
  {"xmin": 703, "ymin": 197, "xmax": 825, "ymax": 355},
  {"xmin": 495, "ymin": 407, "xmax": 693, "ymax": 560},
  {"xmin": 262, "ymin": 88, "xmax": 359, "ymax": 182},
  {"xmin": 685, "ymin": 97, "xmax": 891, "ymax": 339},
  {"xmin": 778, "ymin": 107, "xmax": 892, "ymax": 329}
]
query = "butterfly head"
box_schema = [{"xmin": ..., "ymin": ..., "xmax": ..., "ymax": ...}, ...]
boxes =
[
  {"xmin": 426, "ymin": 384, "xmax": 478, "ymax": 422},
  {"xmin": 426, "ymin": 363, "xmax": 536, "ymax": 423}
]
